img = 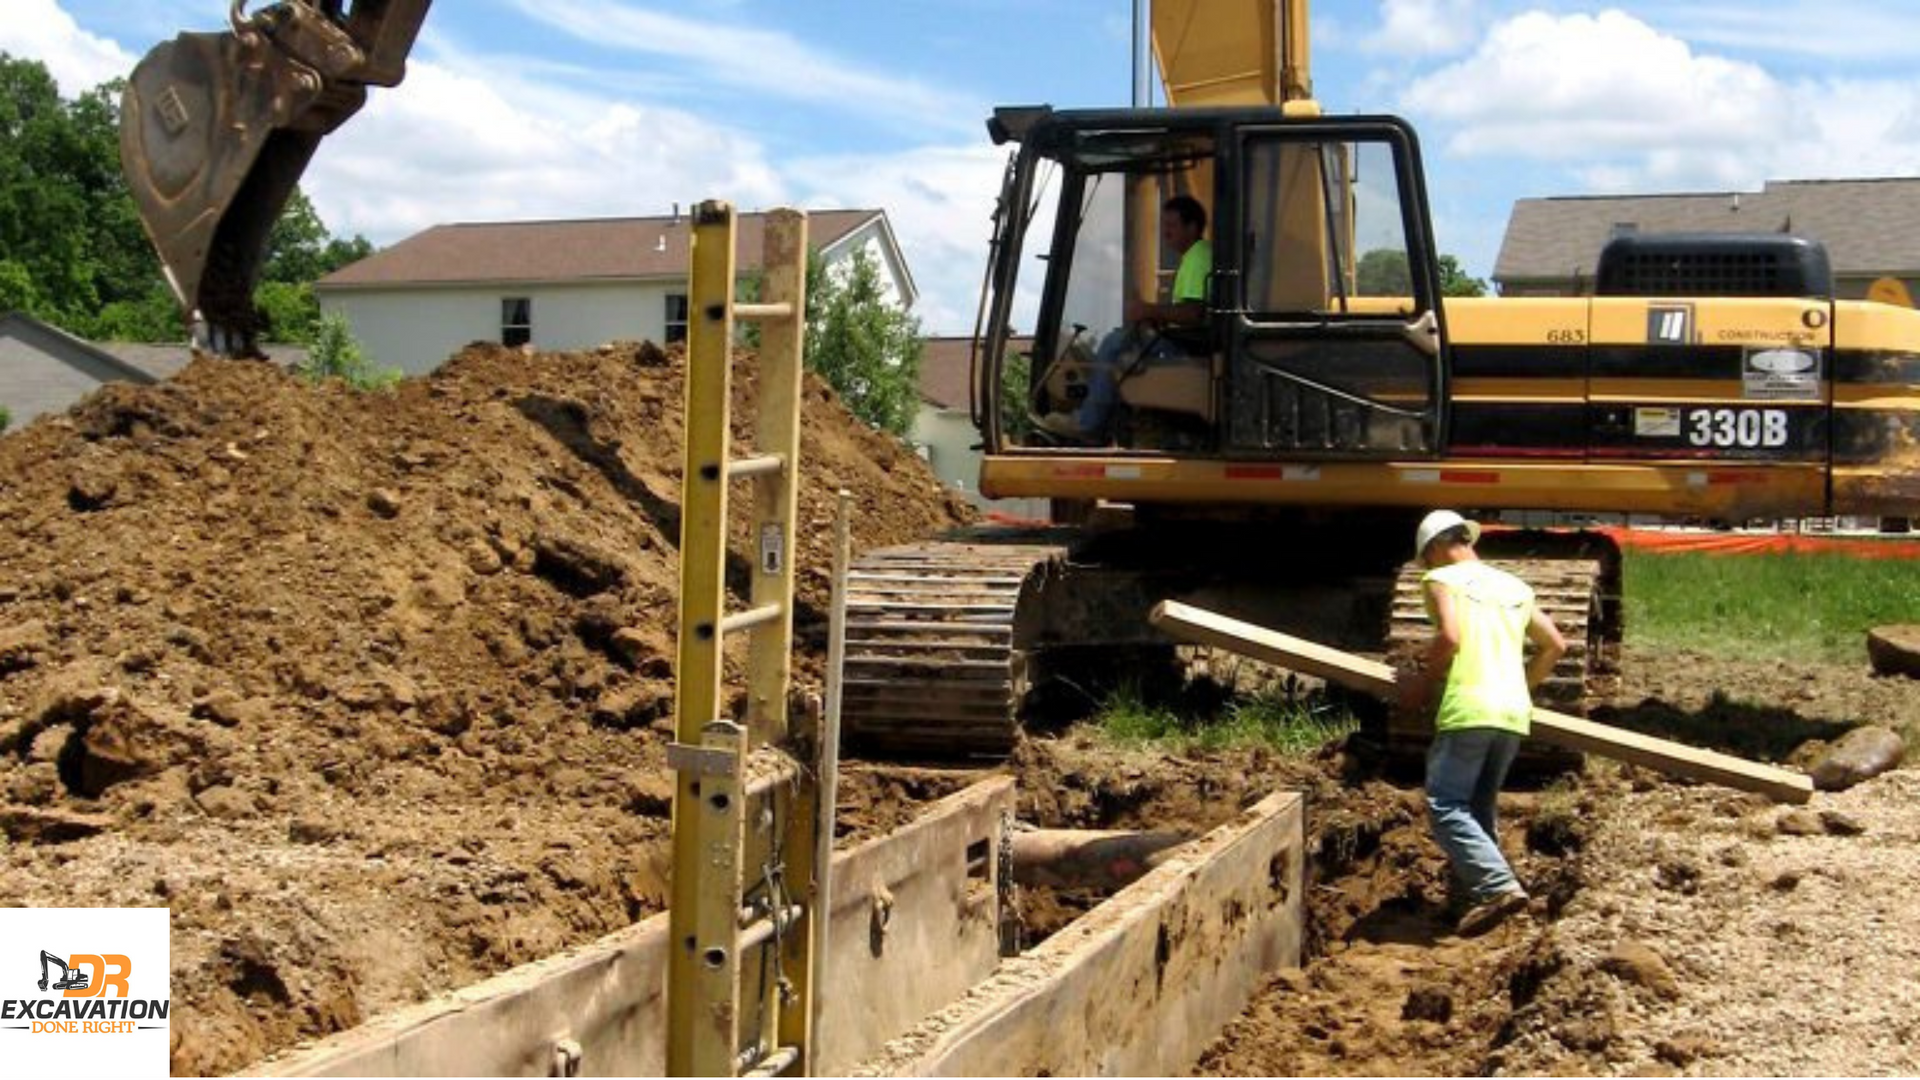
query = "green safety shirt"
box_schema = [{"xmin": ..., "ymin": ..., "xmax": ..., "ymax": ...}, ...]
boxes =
[
  {"xmin": 1422, "ymin": 560, "xmax": 1536, "ymax": 736},
  {"xmin": 1173, "ymin": 238, "xmax": 1213, "ymax": 304}
]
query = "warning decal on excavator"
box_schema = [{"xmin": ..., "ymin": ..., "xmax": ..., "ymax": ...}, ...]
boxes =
[
  {"xmin": 0, "ymin": 908, "xmax": 168, "ymax": 1077},
  {"xmin": 1743, "ymin": 347, "xmax": 1822, "ymax": 401}
]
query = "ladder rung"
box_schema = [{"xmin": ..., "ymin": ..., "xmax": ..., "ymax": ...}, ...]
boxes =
[
  {"xmin": 738, "ymin": 903, "xmax": 805, "ymax": 952},
  {"xmin": 734, "ymin": 301, "xmax": 796, "ymax": 321},
  {"xmin": 728, "ymin": 454, "xmax": 784, "ymax": 479},
  {"xmin": 720, "ymin": 603, "xmax": 784, "ymax": 635}
]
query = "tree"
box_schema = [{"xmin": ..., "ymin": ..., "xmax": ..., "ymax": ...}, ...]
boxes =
[
  {"xmin": 999, "ymin": 348, "xmax": 1033, "ymax": 440},
  {"xmin": 301, "ymin": 312, "xmax": 399, "ymax": 391},
  {"xmin": 0, "ymin": 54, "xmax": 372, "ymax": 345},
  {"xmin": 1439, "ymin": 254, "xmax": 1488, "ymax": 298},
  {"xmin": 253, "ymin": 190, "xmax": 376, "ymax": 343},
  {"xmin": 1354, "ymin": 249, "xmax": 1487, "ymax": 298},
  {"xmin": 803, "ymin": 247, "xmax": 923, "ymax": 436},
  {"xmin": 0, "ymin": 405, "xmax": 10, "ymax": 433}
]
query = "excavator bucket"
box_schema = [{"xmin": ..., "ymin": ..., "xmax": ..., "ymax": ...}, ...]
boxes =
[{"xmin": 119, "ymin": 2, "xmax": 430, "ymax": 356}]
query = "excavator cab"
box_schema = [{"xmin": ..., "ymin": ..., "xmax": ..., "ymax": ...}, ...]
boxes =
[
  {"xmin": 120, "ymin": 2, "xmax": 431, "ymax": 356},
  {"xmin": 976, "ymin": 106, "xmax": 1450, "ymax": 461}
]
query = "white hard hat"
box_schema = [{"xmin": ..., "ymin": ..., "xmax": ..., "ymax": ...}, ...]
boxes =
[{"xmin": 1415, "ymin": 509, "xmax": 1480, "ymax": 558}]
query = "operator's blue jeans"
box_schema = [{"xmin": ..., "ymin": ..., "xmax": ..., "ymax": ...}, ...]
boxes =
[
  {"xmin": 1075, "ymin": 327, "xmax": 1182, "ymax": 436},
  {"xmin": 1426, "ymin": 727, "xmax": 1524, "ymax": 903}
]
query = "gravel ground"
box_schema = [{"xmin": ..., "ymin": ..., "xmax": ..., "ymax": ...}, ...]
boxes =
[{"xmin": 1496, "ymin": 765, "xmax": 1920, "ymax": 1076}]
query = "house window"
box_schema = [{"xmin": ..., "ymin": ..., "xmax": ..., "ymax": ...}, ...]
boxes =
[
  {"xmin": 665, "ymin": 294, "xmax": 688, "ymax": 344},
  {"xmin": 501, "ymin": 297, "xmax": 532, "ymax": 346}
]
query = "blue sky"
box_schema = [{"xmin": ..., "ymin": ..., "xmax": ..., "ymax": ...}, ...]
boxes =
[{"xmin": 13, "ymin": 0, "xmax": 1920, "ymax": 334}]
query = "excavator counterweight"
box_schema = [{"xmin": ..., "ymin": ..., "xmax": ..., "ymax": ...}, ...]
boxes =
[{"xmin": 119, "ymin": 1, "xmax": 430, "ymax": 357}]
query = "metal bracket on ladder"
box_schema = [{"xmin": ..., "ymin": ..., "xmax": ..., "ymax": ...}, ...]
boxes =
[{"xmin": 666, "ymin": 201, "xmax": 819, "ymax": 1076}]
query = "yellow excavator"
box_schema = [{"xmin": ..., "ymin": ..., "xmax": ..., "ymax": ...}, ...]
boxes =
[
  {"xmin": 119, "ymin": 3, "xmax": 1920, "ymax": 759},
  {"xmin": 835, "ymin": 0, "xmax": 1920, "ymax": 756}
]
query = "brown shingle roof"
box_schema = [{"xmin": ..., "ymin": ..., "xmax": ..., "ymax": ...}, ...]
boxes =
[
  {"xmin": 1494, "ymin": 178, "xmax": 1920, "ymax": 286},
  {"xmin": 919, "ymin": 335, "xmax": 1033, "ymax": 410},
  {"xmin": 318, "ymin": 209, "xmax": 881, "ymax": 288}
]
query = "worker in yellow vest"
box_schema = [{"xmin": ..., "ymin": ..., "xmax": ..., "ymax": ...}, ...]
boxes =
[{"xmin": 1400, "ymin": 510, "xmax": 1567, "ymax": 936}]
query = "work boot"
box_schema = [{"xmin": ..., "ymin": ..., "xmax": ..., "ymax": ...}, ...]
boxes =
[{"xmin": 1456, "ymin": 888, "xmax": 1528, "ymax": 937}]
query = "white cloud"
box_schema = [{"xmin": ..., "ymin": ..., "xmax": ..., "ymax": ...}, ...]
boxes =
[
  {"xmin": 1653, "ymin": 2, "xmax": 1920, "ymax": 62},
  {"xmin": 500, "ymin": 0, "xmax": 982, "ymax": 139},
  {"xmin": 1402, "ymin": 7, "xmax": 1920, "ymax": 206},
  {"xmin": 1365, "ymin": 0, "xmax": 1481, "ymax": 58},
  {"xmin": 785, "ymin": 143, "xmax": 1012, "ymax": 336},
  {"xmin": 0, "ymin": 0, "xmax": 135, "ymax": 95},
  {"xmin": 303, "ymin": 58, "xmax": 785, "ymax": 244},
  {"xmin": 1405, "ymin": 10, "xmax": 1790, "ymax": 165}
]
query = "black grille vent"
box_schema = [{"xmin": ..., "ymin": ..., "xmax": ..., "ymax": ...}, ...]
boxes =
[{"xmin": 1596, "ymin": 233, "xmax": 1832, "ymax": 298}]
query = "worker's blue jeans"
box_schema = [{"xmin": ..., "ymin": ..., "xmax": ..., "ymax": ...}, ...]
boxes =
[
  {"xmin": 1426, "ymin": 727, "xmax": 1524, "ymax": 903},
  {"xmin": 1075, "ymin": 327, "xmax": 1182, "ymax": 436}
]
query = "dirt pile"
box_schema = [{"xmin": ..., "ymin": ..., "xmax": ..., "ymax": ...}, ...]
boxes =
[{"xmin": 0, "ymin": 342, "xmax": 972, "ymax": 1075}]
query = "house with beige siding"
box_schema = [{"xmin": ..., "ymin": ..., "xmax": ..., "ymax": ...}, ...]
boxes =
[
  {"xmin": 315, "ymin": 209, "xmax": 915, "ymax": 375},
  {"xmin": 1494, "ymin": 178, "xmax": 1920, "ymax": 299}
]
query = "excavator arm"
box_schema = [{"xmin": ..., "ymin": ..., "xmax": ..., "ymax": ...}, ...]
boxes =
[
  {"xmin": 119, "ymin": 2, "xmax": 432, "ymax": 357},
  {"xmin": 1149, "ymin": 0, "xmax": 1311, "ymax": 109},
  {"xmin": 38, "ymin": 950, "xmax": 89, "ymax": 992}
]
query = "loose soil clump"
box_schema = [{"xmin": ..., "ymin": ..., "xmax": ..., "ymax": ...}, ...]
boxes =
[{"xmin": 0, "ymin": 343, "xmax": 971, "ymax": 1075}]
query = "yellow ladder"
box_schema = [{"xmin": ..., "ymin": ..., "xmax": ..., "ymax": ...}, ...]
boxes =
[{"xmin": 666, "ymin": 201, "xmax": 819, "ymax": 1076}]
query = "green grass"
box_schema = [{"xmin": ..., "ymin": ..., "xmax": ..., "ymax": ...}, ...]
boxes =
[
  {"xmin": 1623, "ymin": 548, "xmax": 1920, "ymax": 662},
  {"xmin": 1095, "ymin": 681, "xmax": 1359, "ymax": 755}
]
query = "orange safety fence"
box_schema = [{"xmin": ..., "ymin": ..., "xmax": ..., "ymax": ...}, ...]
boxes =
[{"xmin": 1593, "ymin": 526, "xmax": 1920, "ymax": 561}]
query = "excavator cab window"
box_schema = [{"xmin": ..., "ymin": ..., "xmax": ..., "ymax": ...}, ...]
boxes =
[
  {"xmin": 977, "ymin": 109, "xmax": 1448, "ymax": 459},
  {"xmin": 1017, "ymin": 124, "xmax": 1223, "ymax": 451}
]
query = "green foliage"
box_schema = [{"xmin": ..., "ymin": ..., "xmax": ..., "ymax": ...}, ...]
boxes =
[
  {"xmin": 803, "ymin": 247, "xmax": 923, "ymax": 435},
  {"xmin": 92, "ymin": 280, "xmax": 183, "ymax": 341},
  {"xmin": 1096, "ymin": 682, "xmax": 1358, "ymax": 755},
  {"xmin": 999, "ymin": 347, "xmax": 1033, "ymax": 440},
  {"xmin": 0, "ymin": 55, "xmax": 368, "ymax": 344},
  {"xmin": 1354, "ymin": 248, "xmax": 1411, "ymax": 295},
  {"xmin": 255, "ymin": 280, "xmax": 321, "ymax": 343},
  {"xmin": 301, "ymin": 312, "xmax": 399, "ymax": 391},
  {"xmin": 1439, "ymin": 254, "xmax": 1488, "ymax": 298},
  {"xmin": 1353, "ymin": 249, "xmax": 1487, "ymax": 298},
  {"xmin": 0, "ymin": 404, "xmax": 10, "ymax": 433},
  {"xmin": 1624, "ymin": 548, "xmax": 1920, "ymax": 662}
]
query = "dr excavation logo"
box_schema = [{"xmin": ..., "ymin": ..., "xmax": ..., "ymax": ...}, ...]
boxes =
[{"xmin": 2, "ymin": 950, "xmax": 169, "ymax": 1034}]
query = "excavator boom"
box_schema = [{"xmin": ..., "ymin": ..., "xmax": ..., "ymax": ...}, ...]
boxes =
[
  {"xmin": 1150, "ymin": 0, "xmax": 1309, "ymax": 108},
  {"xmin": 119, "ymin": 2, "xmax": 431, "ymax": 357}
]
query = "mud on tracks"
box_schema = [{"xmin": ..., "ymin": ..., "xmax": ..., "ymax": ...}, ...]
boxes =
[{"xmin": 0, "ymin": 343, "xmax": 971, "ymax": 1075}]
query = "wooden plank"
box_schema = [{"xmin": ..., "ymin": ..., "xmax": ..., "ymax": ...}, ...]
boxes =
[{"xmin": 1150, "ymin": 599, "xmax": 1814, "ymax": 805}]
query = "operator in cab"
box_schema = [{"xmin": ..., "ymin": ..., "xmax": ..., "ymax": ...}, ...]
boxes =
[{"xmin": 1037, "ymin": 194, "xmax": 1212, "ymax": 442}]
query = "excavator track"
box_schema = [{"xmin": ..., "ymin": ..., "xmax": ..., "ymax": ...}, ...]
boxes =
[{"xmin": 839, "ymin": 541, "xmax": 1066, "ymax": 759}]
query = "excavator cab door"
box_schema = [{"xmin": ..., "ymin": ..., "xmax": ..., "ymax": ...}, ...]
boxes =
[{"xmin": 1222, "ymin": 118, "xmax": 1449, "ymax": 457}]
